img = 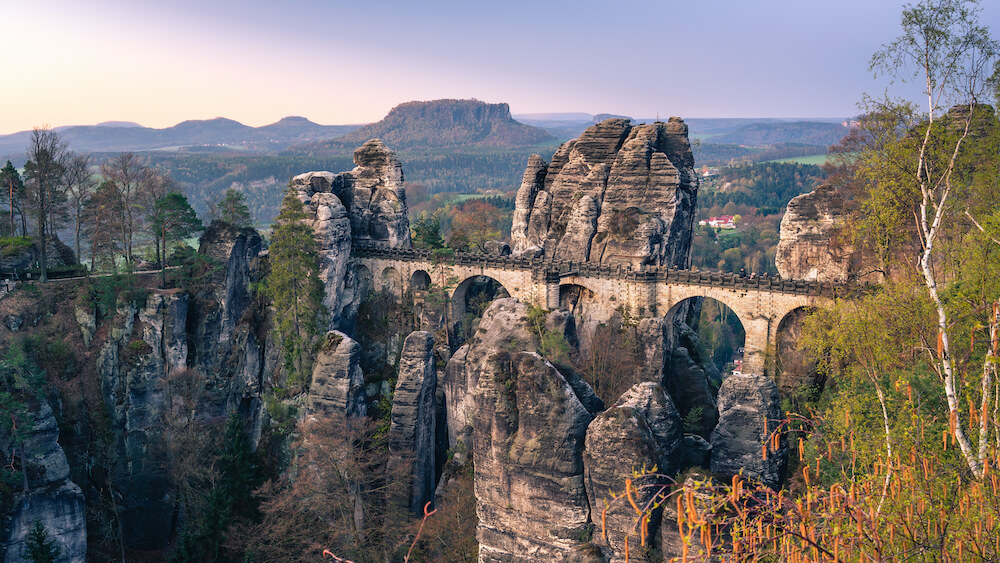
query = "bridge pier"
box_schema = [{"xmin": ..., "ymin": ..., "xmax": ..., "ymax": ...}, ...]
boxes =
[
  {"xmin": 544, "ymin": 272, "xmax": 560, "ymax": 310},
  {"xmin": 741, "ymin": 316, "xmax": 773, "ymax": 376}
]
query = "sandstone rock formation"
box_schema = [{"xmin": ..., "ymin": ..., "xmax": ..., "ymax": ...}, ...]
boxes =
[
  {"xmin": 0, "ymin": 401, "xmax": 86, "ymax": 563},
  {"xmin": 0, "ymin": 235, "xmax": 76, "ymax": 272},
  {"xmin": 96, "ymin": 292, "xmax": 189, "ymax": 548},
  {"xmin": 665, "ymin": 347, "xmax": 718, "ymax": 438},
  {"xmin": 289, "ymin": 139, "xmax": 410, "ymax": 331},
  {"xmin": 775, "ymin": 185, "xmax": 856, "ymax": 282},
  {"xmin": 710, "ymin": 374, "xmax": 787, "ymax": 489},
  {"xmin": 308, "ymin": 331, "xmax": 367, "ymax": 418},
  {"xmin": 511, "ymin": 118, "xmax": 699, "ymax": 267},
  {"xmin": 584, "ymin": 382, "xmax": 682, "ymax": 561},
  {"xmin": 443, "ymin": 298, "xmax": 601, "ymax": 451},
  {"xmin": 475, "ymin": 351, "xmax": 594, "ymax": 561},
  {"xmin": 387, "ymin": 331, "xmax": 438, "ymax": 515}
]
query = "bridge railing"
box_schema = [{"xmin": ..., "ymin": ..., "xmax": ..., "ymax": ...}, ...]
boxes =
[{"xmin": 350, "ymin": 242, "xmax": 858, "ymax": 296}]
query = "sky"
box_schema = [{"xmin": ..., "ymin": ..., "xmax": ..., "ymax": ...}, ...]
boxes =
[{"xmin": 1, "ymin": 0, "xmax": 998, "ymax": 134}]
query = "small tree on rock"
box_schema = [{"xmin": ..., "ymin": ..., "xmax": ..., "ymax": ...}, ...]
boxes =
[
  {"xmin": 209, "ymin": 188, "xmax": 253, "ymax": 229},
  {"xmin": 25, "ymin": 520, "xmax": 60, "ymax": 563}
]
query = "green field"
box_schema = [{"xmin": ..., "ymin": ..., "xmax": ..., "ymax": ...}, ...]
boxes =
[{"xmin": 764, "ymin": 154, "xmax": 830, "ymax": 165}]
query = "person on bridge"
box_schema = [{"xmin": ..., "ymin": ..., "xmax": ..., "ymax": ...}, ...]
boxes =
[{"xmin": 739, "ymin": 268, "xmax": 747, "ymax": 279}]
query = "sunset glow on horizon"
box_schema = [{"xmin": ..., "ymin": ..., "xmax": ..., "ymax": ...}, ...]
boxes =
[{"xmin": 3, "ymin": 0, "xmax": 997, "ymax": 135}]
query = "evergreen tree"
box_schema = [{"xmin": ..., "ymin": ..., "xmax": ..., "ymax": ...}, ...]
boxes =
[
  {"xmin": 148, "ymin": 192, "xmax": 202, "ymax": 286},
  {"xmin": 266, "ymin": 188, "xmax": 325, "ymax": 385},
  {"xmin": 210, "ymin": 188, "xmax": 253, "ymax": 228},
  {"xmin": 25, "ymin": 520, "xmax": 60, "ymax": 563},
  {"xmin": 1, "ymin": 161, "xmax": 25, "ymax": 237},
  {"xmin": 411, "ymin": 210, "xmax": 445, "ymax": 249}
]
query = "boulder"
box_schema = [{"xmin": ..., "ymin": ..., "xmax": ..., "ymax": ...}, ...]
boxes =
[
  {"xmin": 308, "ymin": 331, "xmax": 367, "ymax": 418},
  {"xmin": 387, "ymin": 331, "xmax": 438, "ymax": 515},
  {"xmin": 583, "ymin": 382, "xmax": 682, "ymax": 561},
  {"xmin": 511, "ymin": 118, "xmax": 698, "ymax": 267},
  {"xmin": 710, "ymin": 374, "xmax": 787, "ymax": 489},
  {"xmin": 483, "ymin": 240, "xmax": 511, "ymax": 256},
  {"xmin": 475, "ymin": 351, "xmax": 593, "ymax": 561}
]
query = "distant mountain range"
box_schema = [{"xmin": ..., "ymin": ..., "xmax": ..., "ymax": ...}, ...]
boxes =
[
  {"xmin": 288, "ymin": 99, "xmax": 557, "ymax": 155},
  {"xmin": 0, "ymin": 117, "xmax": 361, "ymax": 159}
]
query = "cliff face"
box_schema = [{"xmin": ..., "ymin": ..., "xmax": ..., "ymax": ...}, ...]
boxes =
[
  {"xmin": 775, "ymin": 185, "xmax": 857, "ymax": 282},
  {"xmin": 511, "ymin": 118, "xmax": 699, "ymax": 267},
  {"xmin": 290, "ymin": 139, "xmax": 411, "ymax": 331},
  {"xmin": 1, "ymin": 401, "xmax": 87, "ymax": 563}
]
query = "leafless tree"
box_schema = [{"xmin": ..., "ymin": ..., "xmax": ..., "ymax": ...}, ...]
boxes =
[
  {"xmin": 63, "ymin": 153, "xmax": 97, "ymax": 263},
  {"xmin": 23, "ymin": 127, "xmax": 68, "ymax": 281},
  {"xmin": 100, "ymin": 152, "xmax": 152, "ymax": 265}
]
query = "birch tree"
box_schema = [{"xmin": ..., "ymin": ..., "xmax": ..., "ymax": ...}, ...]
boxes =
[{"xmin": 865, "ymin": 0, "xmax": 999, "ymax": 477}]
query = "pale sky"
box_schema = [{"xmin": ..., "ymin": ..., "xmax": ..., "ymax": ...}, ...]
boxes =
[{"xmin": 1, "ymin": 0, "xmax": 998, "ymax": 134}]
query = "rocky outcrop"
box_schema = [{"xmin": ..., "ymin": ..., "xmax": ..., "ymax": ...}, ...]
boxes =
[
  {"xmin": 1, "ymin": 401, "xmax": 86, "ymax": 563},
  {"xmin": 289, "ymin": 139, "xmax": 409, "ymax": 331},
  {"xmin": 664, "ymin": 347, "xmax": 717, "ymax": 438},
  {"xmin": 0, "ymin": 235, "xmax": 76, "ymax": 271},
  {"xmin": 775, "ymin": 185, "xmax": 856, "ymax": 282},
  {"xmin": 511, "ymin": 118, "xmax": 699, "ymax": 267},
  {"xmin": 387, "ymin": 331, "xmax": 437, "ymax": 515},
  {"xmin": 443, "ymin": 298, "xmax": 602, "ymax": 450},
  {"xmin": 584, "ymin": 382, "xmax": 682, "ymax": 561},
  {"xmin": 193, "ymin": 222, "xmax": 270, "ymax": 416},
  {"xmin": 308, "ymin": 331, "xmax": 367, "ymax": 418},
  {"xmin": 96, "ymin": 292, "xmax": 189, "ymax": 548},
  {"xmin": 291, "ymin": 139, "xmax": 411, "ymax": 248},
  {"xmin": 475, "ymin": 351, "xmax": 594, "ymax": 561},
  {"xmin": 710, "ymin": 374, "xmax": 787, "ymax": 489}
]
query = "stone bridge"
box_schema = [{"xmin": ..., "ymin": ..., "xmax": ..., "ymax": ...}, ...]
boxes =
[{"xmin": 351, "ymin": 244, "xmax": 851, "ymax": 375}]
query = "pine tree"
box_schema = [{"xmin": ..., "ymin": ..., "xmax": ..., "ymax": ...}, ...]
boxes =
[
  {"xmin": 148, "ymin": 192, "xmax": 202, "ymax": 286},
  {"xmin": 25, "ymin": 520, "xmax": 60, "ymax": 563},
  {"xmin": 266, "ymin": 188, "xmax": 325, "ymax": 386},
  {"xmin": 1, "ymin": 161, "xmax": 25, "ymax": 237},
  {"xmin": 210, "ymin": 188, "xmax": 253, "ymax": 229}
]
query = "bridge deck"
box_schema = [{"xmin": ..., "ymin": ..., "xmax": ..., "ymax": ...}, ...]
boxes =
[{"xmin": 352, "ymin": 243, "xmax": 856, "ymax": 297}]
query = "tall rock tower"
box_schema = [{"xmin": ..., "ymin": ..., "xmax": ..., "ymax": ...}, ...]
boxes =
[{"xmin": 511, "ymin": 117, "xmax": 699, "ymax": 267}]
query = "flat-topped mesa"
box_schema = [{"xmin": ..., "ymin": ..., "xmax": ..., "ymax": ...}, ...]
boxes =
[
  {"xmin": 511, "ymin": 117, "xmax": 699, "ymax": 267},
  {"xmin": 290, "ymin": 138, "xmax": 412, "ymax": 248}
]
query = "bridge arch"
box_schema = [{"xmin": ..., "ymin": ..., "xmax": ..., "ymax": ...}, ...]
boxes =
[
  {"xmin": 379, "ymin": 266, "xmax": 403, "ymax": 300},
  {"xmin": 410, "ymin": 270, "xmax": 431, "ymax": 292},
  {"xmin": 451, "ymin": 275, "xmax": 511, "ymax": 344},
  {"xmin": 559, "ymin": 283, "xmax": 597, "ymax": 317},
  {"xmin": 775, "ymin": 306, "xmax": 823, "ymax": 400},
  {"xmin": 664, "ymin": 296, "xmax": 747, "ymax": 378}
]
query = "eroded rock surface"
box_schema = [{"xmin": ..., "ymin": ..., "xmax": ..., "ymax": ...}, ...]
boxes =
[
  {"xmin": 290, "ymin": 139, "xmax": 409, "ymax": 331},
  {"xmin": 308, "ymin": 331, "xmax": 367, "ymax": 418},
  {"xmin": 775, "ymin": 185, "xmax": 856, "ymax": 282},
  {"xmin": 511, "ymin": 118, "xmax": 698, "ymax": 267},
  {"xmin": 0, "ymin": 401, "xmax": 86, "ymax": 563},
  {"xmin": 710, "ymin": 374, "xmax": 787, "ymax": 489},
  {"xmin": 475, "ymin": 351, "xmax": 593, "ymax": 561},
  {"xmin": 388, "ymin": 331, "xmax": 437, "ymax": 515},
  {"xmin": 584, "ymin": 382, "xmax": 682, "ymax": 561},
  {"xmin": 443, "ymin": 298, "xmax": 602, "ymax": 450}
]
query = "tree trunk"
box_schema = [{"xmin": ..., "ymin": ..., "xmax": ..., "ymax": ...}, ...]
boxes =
[{"xmin": 38, "ymin": 181, "xmax": 48, "ymax": 283}]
